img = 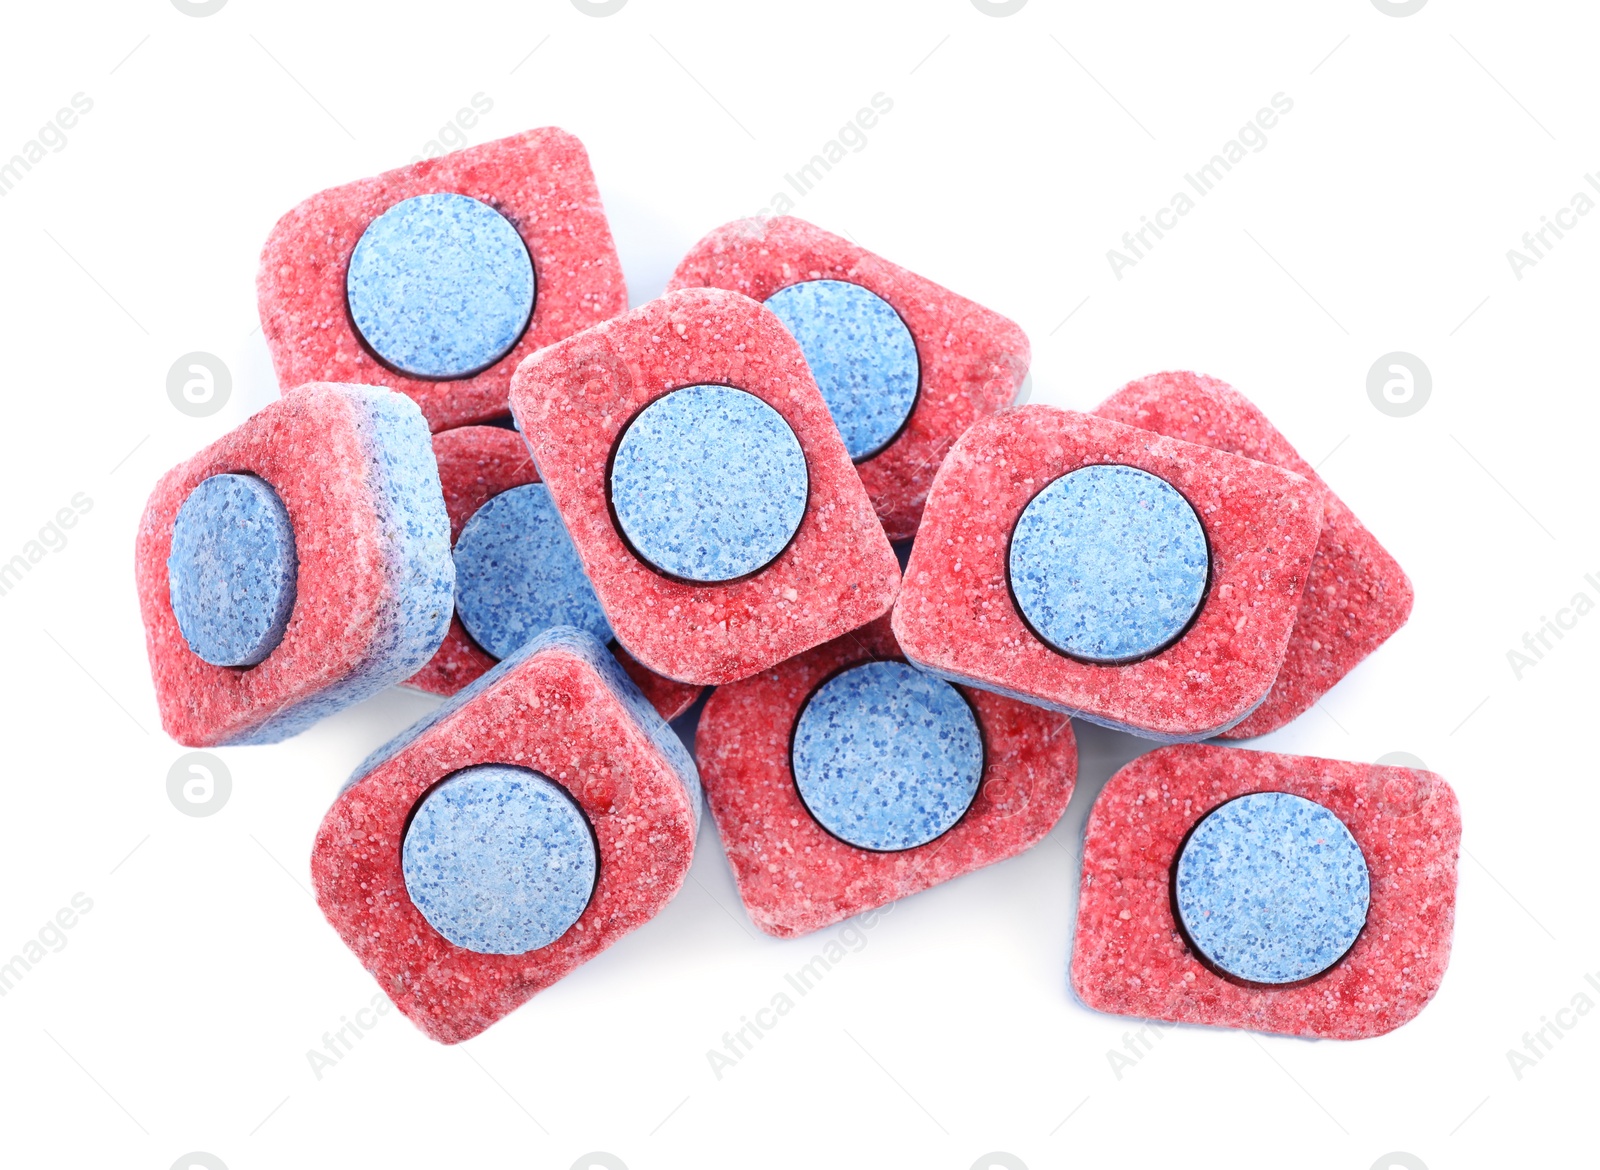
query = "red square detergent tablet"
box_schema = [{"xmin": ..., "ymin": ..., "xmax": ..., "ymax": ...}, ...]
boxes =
[
  {"xmin": 509, "ymin": 287, "xmax": 901, "ymax": 687},
  {"xmin": 258, "ymin": 128, "xmax": 626, "ymax": 431},
  {"xmin": 667, "ymin": 216, "xmax": 1030, "ymax": 540},
  {"xmin": 312, "ymin": 628, "xmax": 701, "ymax": 1044},
  {"xmin": 1096, "ymin": 371, "xmax": 1414, "ymax": 739},
  {"xmin": 405, "ymin": 424, "xmax": 702, "ymax": 720},
  {"xmin": 695, "ymin": 616, "xmax": 1077, "ymax": 937},
  {"xmin": 893, "ymin": 407, "xmax": 1324, "ymax": 741},
  {"xmin": 1071, "ymin": 744, "xmax": 1459, "ymax": 1039},
  {"xmin": 136, "ymin": 384, "xmax": 453, "ymax": 746}
]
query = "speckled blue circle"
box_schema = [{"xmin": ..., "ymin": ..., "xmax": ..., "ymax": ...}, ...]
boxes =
[
  {"xmin": 453, "ymin": 483, "xmax": 612, "ymax": 659},
  {"xmin": 610, "ymin": 385, "xmax": 808, "ymax": 583},
  {"xmin": 1175, "ymin": 791, "xmax": 1370, "ymax": 985},
  {"xmin": 167, "ymin": 474, "xmax": 298, "ymax": 667},
  {"xmin": 1009, "ymin": 464, "xmax": 1208, "ymax": 663},
  {"xmin": 346, "ymin": 193, "xmax": 534, "ymax": 379},
  {"xmin": 402, "ymin": 764, "xmax": 597, "ymax": 955},
  {"xmin": 792, "ymin": 660, "xmax": 984, "ymax": 852},
  {"xmin": 763, "ymin": 280, "xmax": 919, "ymax": 461}
]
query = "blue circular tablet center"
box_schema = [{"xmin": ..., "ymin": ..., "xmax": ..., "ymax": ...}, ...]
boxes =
[
  {"xmin": 402, "ymin": 765, "xmax": 597, "ymax": 955},
  {"xmin": 1175, "ymin": 792, "xmax": 1370, "ymax": 985},
  {"xmin": 610, "ymin": 385, "xmax": 808, "ymax": 583},
  {"xmin": 453, "ymin": 483, "xmax": 612, "ymax": 659},
  {"xmin": 1008, "ymin": 464, "xmax": 1208, "ymax": 663},
  {"xmin": 346, "ymin": 192, "xmax": 535, "ymax": 380},
  {"xmin": 167, "ymin": 473, "xmax": 298, "ymax": 667},
  {"xmin": 763, "ymin": 280, "xmax": 919, "ymax": 461},
  {"xmin": 792, "ymin": 660, "xmax": 984, "ymax": 852}
]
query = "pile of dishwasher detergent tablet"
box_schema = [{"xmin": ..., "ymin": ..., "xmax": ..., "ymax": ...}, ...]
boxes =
[{"xmin": 136, "ymin": 128, "xmax": 1457, "ymax": 1044}]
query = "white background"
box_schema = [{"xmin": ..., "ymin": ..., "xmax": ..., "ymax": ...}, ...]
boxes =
[{"xmin": 0, "ymin": 1, "xmax": 1595, "ymax": 1168}]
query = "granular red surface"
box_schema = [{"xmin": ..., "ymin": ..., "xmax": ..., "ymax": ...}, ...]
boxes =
[
  {"xmin": 696, "ymin": 616, "xmax": 1077, "ymax": 937},
  {"xmin": 1097, "ymin": 372, "xmax": 1414, "ymax": 739},
  {"xmin": 667, "ymin": 216, "xmax": 1030, "ymax": 540},
  {"xmin": 510, "ymin": 287, "xmax": 901, "ymax": 686},
  {"xmin": 312, "ymin": 634, "xmax": 700, "ymax": 1044},
  {"xmin": 405, "ymin": 425, "xmax": 701, "ymax": 719},
  {"xmin": 432, "ymin": 426, "xmax": 539, "ymax": 545},
  {"xmin": 137, "ymin": 385, "xmax": 422, "ymax": 746},
  {"xmin": 1071, "ymin": 744, "xmax": 1459, "ymax": 1039},
  {"xmin": 258, "ymin": 128, "xmax": 627, "ymax": 431},
  {"xmin": 893, "ymin": 407, "xmax": 1324, "ymax": 740}
]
